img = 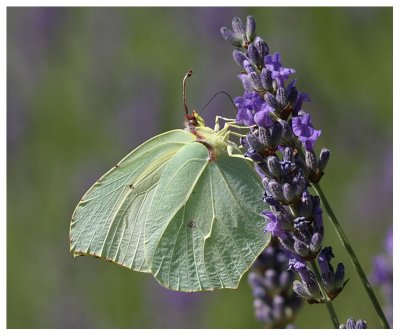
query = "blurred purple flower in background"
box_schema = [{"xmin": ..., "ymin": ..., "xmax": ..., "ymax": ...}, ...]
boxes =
[
  {"xmin": 7, "ymin": 7, "xmax": 65, "ymax": 151},
  {"xmin": 371, "ymin": 228, "xmax": 393, "ymax": 327},
  {"xmin": 248, "ymin": 239, "xmax": 303, "ymax": 328}
]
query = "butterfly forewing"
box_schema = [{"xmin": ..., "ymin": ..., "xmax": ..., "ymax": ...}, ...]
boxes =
[{"xmin": 70, "ymin": 130, "xmax": 196, "ymax": 272}]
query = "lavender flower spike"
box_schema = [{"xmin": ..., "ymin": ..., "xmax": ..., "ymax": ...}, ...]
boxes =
[
  {"xmin": 220, "ymin": 15, "xmax": 347, "ymax": 327},
  {"xmin": 248, "ymin": 238, "xmax": 302, "ymax": 328}
]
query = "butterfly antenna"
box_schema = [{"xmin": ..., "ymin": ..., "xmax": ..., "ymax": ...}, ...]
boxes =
[
  {"xmin": 183, "ymin": 69, "xmax": 193, "ymax": 115},
  {"xmin": 200, "ymin": 91, "xmax": 238, "ymax": 114}
]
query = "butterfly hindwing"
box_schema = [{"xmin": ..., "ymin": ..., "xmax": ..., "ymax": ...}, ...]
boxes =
[{"xmin": 144, "ymin": 142, "xmax": 270, "ymax": 291}]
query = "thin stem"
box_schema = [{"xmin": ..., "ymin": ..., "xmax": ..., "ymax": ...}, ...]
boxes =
[
  {"xmin": 310, "ymin": 260, "xmax": 340, "ymax": 329},
  {"xmin": 312, "ymin": 183, "xmax": 390, "ymax": 329}
]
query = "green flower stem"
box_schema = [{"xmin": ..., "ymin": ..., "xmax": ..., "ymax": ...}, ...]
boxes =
[
  {"xmin": 312, "ymin": 183, "xmax": 390, "ymax": 329},
  {"xmin": 310, "ymin": 259, "xmax": 339, "ymax": 328}
]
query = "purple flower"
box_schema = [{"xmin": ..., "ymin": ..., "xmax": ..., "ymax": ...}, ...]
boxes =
[
  {"xmin": 254, "ymin": 104, "xmax": 274, "ymax": 128},
  {"xmin": 288, "ymin": 257, "xmax": 310, "ymax": 283},
  {"xmin": 372, "ymin": 229, "xmax": 392, "ymax": 285},
  {"xmin": 372, "ymin": 255, "xmax": 391, "ymax": 284},
  {"xmin": 263, "ymin": 211, "xmax": 288, "ymax": 240},
  {"xmin": 293, "ymin": 92, "xmax": 311, "ymax": 114},
  {"xmin": 371, "ymin": 228, "xmax": 392, "ymax": 327},
  {"xmin": 385, "ymin": 229, "xmax": 393, "ymax": 256},
  {"xmin": 235, "ymin": 92, "xmax": 274, "ymax": 127},
  {"xmin": 236, "ymin": 107, "xmax": 255, "ymax": 126},
  {"xmin": 264, "ymin": 52, "xmax": 295, "ymax": 87},
  {"xmin": 292, "ymin": 113, "xmax": 321, "ymax": 151},
  {"xmin": 234, "ymin": 93, "xmax": 257, "ymax": 126}
]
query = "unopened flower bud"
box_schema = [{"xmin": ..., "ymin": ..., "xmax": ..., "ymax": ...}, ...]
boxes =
[
  {"xmin": 276, "ymin": 87, "xmax": 288, "ymax": 109},
  {"xmin": 294, "ymin": 175, "xmax": 307, "ymax": 197},
  {"xmin": 254, "ymin": 36, "xmax": 269, "ymax": 60},
  {"xmin": 245, "ymin": 132, "xmax": 265, "ymax": 153},
  {"xmin": 248, "ymin": 43, "xmax": 261, "ymax": 68},
  {"xmin": 249, "ymin": 72, "xmax": 265, "ymax": 92},
  {"xmin": 280, "ymin": 236, "xmax": 296, "ymax": 253},
  {"xmin": 267, "ymin": 156, "xmax": 281, "ymax": 179},
  {"xmin": 296, "ymin": 192, "xmax": 313, "ymax": 218},
  {"xmin": 321, "ymin": 271, "xmax": 335, "ymax": 294},
  {"xmin": 283, "ymin": 147, "xmax": 294, "ymax": 162},
  {"xmin": 246, "ymin": 15, "xmax": 256, "ymax": 42},
  {"xmin": 232, "ymin": 49, "xmax": 249, "ymax": 67},
  {"xmin": 268, "ymin": 180, "xmax": 284, "ymax": 201},
  {"xmin": 340, "ymin": 318, "xmax": 367, "ymax": 329},
  {"xmin": 293, "ymin": 280, "xmax": 314, "ymax": 301},
  {"xmin": 258, "ymin": 126, "xmax": 271, "ymax": 147},
  {"xmin": 345, "ymin": 319, "xmax": 356, "ymax": 329},
  {"xmin": 243, "ymin": 60, "xmax": 255, "ymax": 74},
  {"xmin": 264, "ymin": 91, "xmax": 278, "ymax": 110},
  {"xmin": 355, "ymin": 320, "xmax": 368, "ymax": 329},
  {"xmin": 318, "ymin": 148, "xmax": 330, "ymax": 172},
  {"xmin": 279, "ymin": 119, "xmax": 295, "ymax": 144},
  {"xmin": 283, "ymin": 183, "xmax": 295, "ymax": 203},
  {"xmin": 334, "ymin": 263, "xmax": 345, "ymax": 290},
  {"xmin": 220, "ymin": 27, "xmax": 242, "ymax": 47},
  {"xmin": 271, "ymin": 122, "xmax": 283, "ymax": 147},
  {"xmin": 310, "ymin": 232, "xmax": 323, "ymax": 253},
  {"xmin": 305, "ymin": 150, "xmax": 318, "ymax": 172},
  {"xmin": 294, "ymin": 240, "xmax": 309, "ymax": 257},
  {"xmin": 232, "ymin": 17, "xmax": 246, "ymax": 43},
  {"xmin": 260, "ymin": 68, "xmax": 272, "ymax": 90}
]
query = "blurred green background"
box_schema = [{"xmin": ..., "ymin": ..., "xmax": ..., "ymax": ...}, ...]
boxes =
[{"xmin": 7, "ymin": 7, "xmax": 392, "ymax": 328}]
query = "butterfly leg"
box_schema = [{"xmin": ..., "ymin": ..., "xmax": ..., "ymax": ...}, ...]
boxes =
[
  {"xmin": 214, "ymin": 115, "xmax": 236, "ymax": 132},
  {"xmin": 221, "ymin": 130, "xmax": 247, "ymax": 142}
]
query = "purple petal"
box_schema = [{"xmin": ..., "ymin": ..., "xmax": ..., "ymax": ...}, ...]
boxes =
[
  {"xmin": 254, "ymin": 107, "xmax": 274, "ymax": 128},
  {"xmin": 236, "ymin": 108, "xmax": 254, "ymax": 126},
  {"xmin": 292, "ymin": 113, "xmax": 321, "ymax": 150},
  {"xmin": 262, "ymin": 211, "xmax": 287, "ymax": 240}
]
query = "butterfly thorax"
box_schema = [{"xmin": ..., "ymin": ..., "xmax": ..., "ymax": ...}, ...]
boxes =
[{"xmin": 184, "ymin": 110, "xmax": 230, "ymax": 161}]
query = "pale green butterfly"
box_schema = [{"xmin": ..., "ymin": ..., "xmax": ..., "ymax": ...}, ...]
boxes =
[{"xmin": 70, "ymin": 70, "xmax": 270, "ymax": 292}]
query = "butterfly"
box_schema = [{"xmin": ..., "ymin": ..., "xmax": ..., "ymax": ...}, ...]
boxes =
[{"xmin": 70, "ymin": 70, "xmax": 270, "ymax": 292}]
